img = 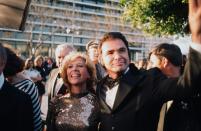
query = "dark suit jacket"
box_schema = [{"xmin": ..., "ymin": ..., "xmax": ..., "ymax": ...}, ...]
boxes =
[
  {"xmin": 96, "ymin": 48, "xmax": 201, "ymax": 131},
  {"xmin": 0, "ymin": 80, "xmax": 34, "ymax": 131}
]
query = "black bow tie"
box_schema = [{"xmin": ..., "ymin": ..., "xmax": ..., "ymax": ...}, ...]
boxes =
[{"xmin": 104, "ymin": 76, "xmax": 120, "ymax": 89}]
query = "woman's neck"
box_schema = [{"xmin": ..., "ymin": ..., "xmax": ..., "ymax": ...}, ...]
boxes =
[{"xmin": 70, "ymin": 83, "xmax": 87, "ymax": 94}]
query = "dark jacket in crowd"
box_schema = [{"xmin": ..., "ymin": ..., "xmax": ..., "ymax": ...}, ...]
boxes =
[{"xmin": 0, "ymin": 80, "xmax": 34, "ymax": 131}]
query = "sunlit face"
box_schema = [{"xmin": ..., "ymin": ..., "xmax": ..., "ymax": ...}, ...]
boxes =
[
  {"xmin": 149, "ymin": 54, "xmax": 162, "ymax": 68},
  {"xmin": 37, "ymin": 58, "xmax": 43, "ymax": 67},
  {"xmin": 101, "ymin": 39, "xmax": 130, "ymax": 75},
  {"xmin": 88, "ymin": 47, "xmax": 99, "ymax": 63},
  {"xmin": 56, "ymin": 49, "xmax": 70, "ymax": 68},
  {"xmin": 47, "ymin": 58, "xmax": 53, "ymax": 65},
  {"xmin": 66, "ymin": 57, "xmax": 90, "ymax": 86}
]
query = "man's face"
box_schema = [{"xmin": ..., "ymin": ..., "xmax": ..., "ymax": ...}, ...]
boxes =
[
  {"xmin": 88, "ymin": 46, "xmax": 99, "ymax": 63},
  {"xmin": 149, "ymin": 54, "xmax": 162, "ymax": 69},
  {"xmin": 37, "ymin": 58, "xmax": 43, "ymax": 67},
  {"xmin": 27, "ymin": 60, "xmax": 34, "ymax": 68},
  {"xmin": 101, "ymin": 39, "xmax": 130, "ymax": 75},
  {"xmin": 56, "ymin": 49, "xmax": 71, "ymax": 68}
]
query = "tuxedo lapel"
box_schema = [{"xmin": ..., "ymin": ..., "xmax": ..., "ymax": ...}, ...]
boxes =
[
  {"xmin": 112, "ymin": 68, "xmax": 144, "ymax": 111},
  {"xmin": 99, "ymin": 93, "xmax": 113, "ymax": 113},
  {"xmin": 97, "ymin": 78, "xmax": 112, "ymax": 113}
]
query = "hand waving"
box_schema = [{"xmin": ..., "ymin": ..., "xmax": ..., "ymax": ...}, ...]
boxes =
[{"xmin": 189, "ymin": 0, "xmax": 201, "ymax": 44}]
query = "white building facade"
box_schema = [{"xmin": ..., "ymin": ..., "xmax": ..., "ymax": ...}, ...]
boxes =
[{"xmin": 0, "ymin": 0, "xmax": 172, "ymax": 60}]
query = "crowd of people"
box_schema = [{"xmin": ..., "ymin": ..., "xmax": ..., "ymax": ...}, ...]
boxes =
[{"xmin": 1, "ymin": 0, "xmax": 201, "ymax": 131}]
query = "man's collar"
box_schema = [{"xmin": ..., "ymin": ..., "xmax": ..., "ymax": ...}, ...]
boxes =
[
  {"xmin": 107, "ymin": 67, "xmax": 130, "ymax": 80},
  {"xmin": 0, "ymin": 73, "xmax": 5, "ymax": 90}
]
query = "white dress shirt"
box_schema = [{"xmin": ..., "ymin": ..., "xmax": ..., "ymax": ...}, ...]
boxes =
[
  {"xmin": 0, "ymin": 73, "xmax": 4, "ymax": 90},
  {"xmin": 105, "ymin": 84, "xmax": 119, "ymax": 109},
  {"xmin": 105, "ymin": 67, "xmax": 129, "ymax": 109}
]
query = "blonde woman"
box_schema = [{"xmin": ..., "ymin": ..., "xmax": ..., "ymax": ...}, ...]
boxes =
[
  {"xmin": 34, "ymin": 55, "xmax": 46, "ymax": 100},
  {"xmin": 47, "ymin": 52, "xmax": 100, "ymax": 131},
  {"xmin": 23, "ymin": 58, "xmax": 42, "ymax": 82}
]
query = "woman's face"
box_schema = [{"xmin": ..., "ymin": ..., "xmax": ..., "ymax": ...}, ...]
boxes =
[
  {"xmin": 27, "ymin": 60, "xmax": 33, "ymax": 68},
  {"xmin": 37, "ymin": 58, "xmax": 43, "ymax": 67},
  {"xmin": 66, "ymin": 57, "xmax": 90, "ymax": 86}
]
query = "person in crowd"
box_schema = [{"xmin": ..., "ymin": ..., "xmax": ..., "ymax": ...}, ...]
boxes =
[
  {"xmin": 34, "ymin": 55, "xmax": 47, "ymax": 101},
  {"xmin": 23, "ymin": 58, "xmax": 42, "ymax": 82},
  {"xmin": 34, "ymin": 55, "xmax": 47, "ymax": 82},
  {"xmin": 86, "ymin": 40, "xmax": 106, "ymax": 81},
  {"xmin": 137, "ymin": 59, "xmax": 148, "ymax": 70},
  {"xmin": 148, "ymin": 43, "xmax": 182, "ymax": 78},
  {"xmin": 149, "ymin": 43, "xmax": 201, "ymax": 131},
  {"xmin": 0, "ymin": 43, "xmax": 34, "ymax": 131},
  {"xmin": 47, "ymin": 52, "xmax": 100, "ymax": 131},
  {"xmin": 3, "ymin": 46, "xmax": 42, "ymax": 131},
  {"xmin": 96, "ymin": 11, "xmax": 201, "ymax": 131},
  {"xmin": 46, "ymin": 44, "xmax": 76, "ymax": 100},
  {"xmin": 43, "ymin": 57, "xmax": 57, "ymax": 76},
  {"xmin": 148, "ymin": 43, "xmax": 182, "ymax": 131},
  {"xmin": 41, "ymin": 44, "xmax": 76, "ymax": 129}
]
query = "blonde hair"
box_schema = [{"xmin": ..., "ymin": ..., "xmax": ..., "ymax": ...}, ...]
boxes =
[
  {"xmin": 34, "ymin": 55, "xmax": 43, "ymax": 66},
  {"xmin": 24, "ymin": 58, "xmax": 33, "ymax": 69},
  {"xmin": 61, "ymin": 51, "xmax": 97, "ymax": 93}
]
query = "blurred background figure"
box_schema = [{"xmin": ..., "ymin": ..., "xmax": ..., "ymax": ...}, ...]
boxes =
[
  {"xmin": 137, "ymin": 58, "xmax": 148, "ymax": 70},
  {"xmin": 23, "ymin": 58, "xmax": 42, "ymax": 82},
  {"xmin": 34, "ymin": 55, "xmax": 47, "ymax": 102},
  {"xmin": 43, "ymin": 57, "xmax": 57, "ymax": 76},
  {"xmin": 46, "ymin": 52, "xmax": 100, "ymax": 131},
  {"xmin": 86, "ymin": 40, "xmax": 106, "ymax": 81}
]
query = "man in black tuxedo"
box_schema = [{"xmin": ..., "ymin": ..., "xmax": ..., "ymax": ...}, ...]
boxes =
[
  {"xmin": 0, "ymin": 43, "xmax": 34, "ymax": 131},
  {"xmin": 96, "ymin": 1, "xmax": 201, "ymax": 130}
]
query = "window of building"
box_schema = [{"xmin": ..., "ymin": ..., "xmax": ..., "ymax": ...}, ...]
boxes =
[
  {"xmin": 53, "ymin": 35, "xmax": 66, "ymax": 42},
  {"xmin": 15, "ymin": 32, "xmax": 29, "ymax": 39}
]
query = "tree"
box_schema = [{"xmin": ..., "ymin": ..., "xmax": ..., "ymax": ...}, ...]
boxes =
[
  {"xmin": 26, "ymin": 0, "xmax": 53, "ymax": 57},
  {"xmin": 120, "ymin": 0, "xmax": 188, "ymax": 36}
]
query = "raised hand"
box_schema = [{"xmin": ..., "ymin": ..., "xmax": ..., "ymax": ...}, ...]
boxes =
[{"xmin": 189, "ymin": 0, "xmax": 201, "ymax": 44}]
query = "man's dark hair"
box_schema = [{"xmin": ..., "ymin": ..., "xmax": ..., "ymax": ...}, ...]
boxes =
[
  {"xmin": 149, "ymin": 43, "xmax": 182, "ymax": 66},
  {"xmin": 98, "ymin": 32, "xmax": 131, "ymax": 59},
  {"xmin": 3, "ymin": 46, "xmax": 25, "ymax": 77}
]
